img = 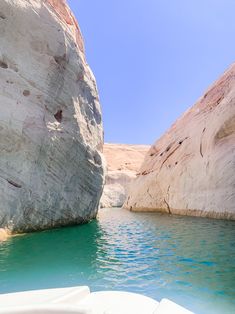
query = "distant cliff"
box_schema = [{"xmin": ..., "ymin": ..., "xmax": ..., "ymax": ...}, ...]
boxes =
[
  {"xmin": 124, "ymin": 64, "xmax": 235, "ymax": 220},
  {"xmin": 0, "ymin": 0, "xmax": 104, "ymax": 232},
  {"xmin": 100, "ymin": 143, "xmax": 150, "ymax": 208}
]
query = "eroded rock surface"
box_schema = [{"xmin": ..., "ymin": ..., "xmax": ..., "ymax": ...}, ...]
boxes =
[
  {"xmin": 124, "ymin": 64, "xmax": 235, "ymax": 220},
  {"xmin": 100, "ymin": 144, "xmax": 150, "ymax": 208},
  {"xmin": 0, "ymin": 0, "xmax": 104, "ymax": 232}
]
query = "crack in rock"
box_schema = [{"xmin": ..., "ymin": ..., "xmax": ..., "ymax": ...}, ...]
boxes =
[
  {"xmin": 7, "ymin": 179, "xmax": 22, "ymax": 188},
  {"xmin": 200, "ymin": 127, "xmax": 206, "ymax": 158},
  {"xmin": 160, "ymin": 137, "xmax": 188, "ymax": 170}
]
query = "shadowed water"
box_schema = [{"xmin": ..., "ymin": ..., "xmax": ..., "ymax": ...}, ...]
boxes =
[{"xmin": 0, "ymin": 208, "xmax": 234, "ymax": 314}]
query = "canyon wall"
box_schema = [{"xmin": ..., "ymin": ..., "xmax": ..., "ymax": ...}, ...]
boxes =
[
  {"xmin": 124, "ymin": 64, "xmax": 235, "ymax": 220},
  {"xmin": 0, "ymin": 0, "xmax": 104, "ymax": 232},
  {"xmin": 100, "ymin": 143, "xmax": 150, "ymax": 208}
]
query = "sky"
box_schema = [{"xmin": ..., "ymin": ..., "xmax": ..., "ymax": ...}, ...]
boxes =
[{"xmin": 68, "ymin": 0, "xmax": 235, "ymax": 145}]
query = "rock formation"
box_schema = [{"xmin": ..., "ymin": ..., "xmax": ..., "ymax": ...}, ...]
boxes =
[
  {"xmin": 100, "ymin": 143, "xmax": 150, "ymax": 208},
  {"xmin": 124, "ymin": 64, "xmax": 235, "ymax": 220},
  {"xmin": 0, "ymin": 0, "xmax": 104, "ymax": 232}
]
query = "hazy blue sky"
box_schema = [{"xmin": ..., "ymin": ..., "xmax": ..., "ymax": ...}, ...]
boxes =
[{"xmin": 68, "ymin": 0, "xmax": 235, "ymax": 144}]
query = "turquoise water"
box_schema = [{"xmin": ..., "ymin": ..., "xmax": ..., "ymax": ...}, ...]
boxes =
[{"xmin": 0, "ymin": 208, "xmax": 234, "ymax": 314}]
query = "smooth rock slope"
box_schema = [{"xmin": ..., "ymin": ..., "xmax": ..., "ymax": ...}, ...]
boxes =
[
  {"xmin": 124, "ymin": 64, "xmax": 235, "ymax": 220},
  {"xmin": 0, "ymin": 0, "xmax": 104, "ymax": 232},
  {"xmin": 100, "ymin": 143, "xmax": 150, "ymax": 208}
]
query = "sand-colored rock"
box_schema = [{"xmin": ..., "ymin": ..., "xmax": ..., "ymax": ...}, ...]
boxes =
[
  {"xmin": 0, "ymin": 228, "xmax": 10, "ymax": 242},
  {"xmin": 124, "ymin": 64, "xmax": 235, "ymax": 220},
  {"xmin": 100, "ymin": 144, "xmax": 150, "ymax": 208},
  {"xmin": 0, "ymin": 0, "xmax": 104, "ymax": 232}
]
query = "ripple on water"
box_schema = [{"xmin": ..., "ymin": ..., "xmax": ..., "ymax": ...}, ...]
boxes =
[{"xmin": 0, "ymin": 208, "xmax": 234, "ymax": 314}]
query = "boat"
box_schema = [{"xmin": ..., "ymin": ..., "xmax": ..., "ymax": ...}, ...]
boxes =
[{"xmin": 0, "ymin": 286, "xmax": 193, "ymax": 314}]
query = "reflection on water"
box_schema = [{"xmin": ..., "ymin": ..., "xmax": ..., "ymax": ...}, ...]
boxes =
[{"xmin": 0, "ymin": 208, "xmax": 234, "ymax": 314}]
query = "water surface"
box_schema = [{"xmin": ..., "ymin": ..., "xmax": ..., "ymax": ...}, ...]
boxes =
[{"xmin": 0, "ymin": 208, "xmax": 234, "ymax": 314}]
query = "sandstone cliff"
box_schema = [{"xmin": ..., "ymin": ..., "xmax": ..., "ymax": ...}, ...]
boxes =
[
  {"xmin": 100, "ymin": 143, "xmax": 150, "ymax": 208},
  {"xmin": 124, "ymin": 64, "xmax": 235, "ymax": 220},
  {"xmin": 0, "ymin": 0, "xmax": 104, "ymax": 232}
]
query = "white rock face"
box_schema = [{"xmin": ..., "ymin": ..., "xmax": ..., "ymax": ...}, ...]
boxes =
[
  {"xmin": 100, "ymin": 144, "xmax": 150, "ymax": 208},
  {"xmin": 0, "ymin": 0, "xmax": 104, "ymax": 232},
  {"xmin": 124, "ymin": 64, "xmax": 235, "ymax": 220}
]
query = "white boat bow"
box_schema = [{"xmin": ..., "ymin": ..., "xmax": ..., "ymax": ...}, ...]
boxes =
[{"xmin": 0, "ymin": 286, "xmax": 193, "ymax": 314}]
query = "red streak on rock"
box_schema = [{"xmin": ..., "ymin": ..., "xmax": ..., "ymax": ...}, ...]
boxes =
[{"xmin": 45, "ymin": 0, "xmax": 84, "ymax": 53}]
